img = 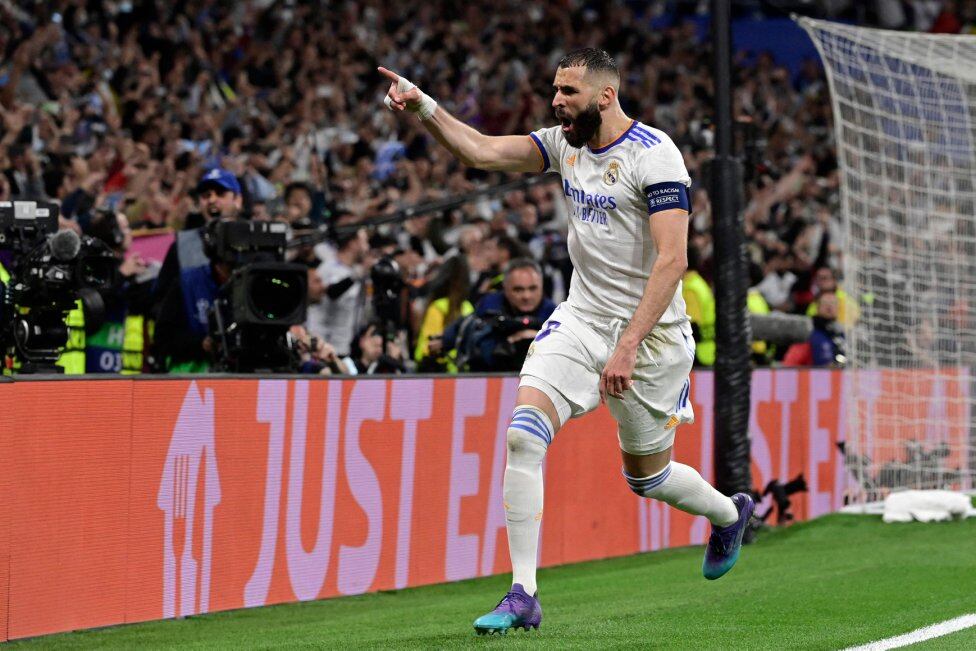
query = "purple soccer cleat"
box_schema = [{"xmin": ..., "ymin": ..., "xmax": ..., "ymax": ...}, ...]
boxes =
[
  {"xmin": 702, "ymin": 492, "xmax": 755, "ymax": 580},
  {"xmin": 472, "ymin": 584, "xmax": 542, "ymax": 635}
]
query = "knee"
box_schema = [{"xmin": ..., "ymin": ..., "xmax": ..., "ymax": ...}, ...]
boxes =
[{"xmin": 506, "ymin": 427, "xmax": 548, "ymax": 465}]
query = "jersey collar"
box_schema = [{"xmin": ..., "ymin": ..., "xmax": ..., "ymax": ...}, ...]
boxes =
[{"xmin": 588, "ymin": 120, "xmax": 636, "ymax": 155}]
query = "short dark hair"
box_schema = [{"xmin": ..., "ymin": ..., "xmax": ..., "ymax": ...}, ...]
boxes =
[
  {"xmin": 492, "ymin": 234, "xmax": 530, "ymax": 261},
  {"xmin": 504, "ymin": 257, "xmax": 542, "ymax": 279},
  {"xmin": 558, "ymin": 48, "xmax": 619, "ymax": 81},
  {"xmin": 284, "ymin": 181, "xmax": 313, "ymax": 203}
]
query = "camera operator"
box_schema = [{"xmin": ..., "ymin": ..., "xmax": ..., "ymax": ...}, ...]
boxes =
[
  {"xmin": 437, "ymin": 258, "xmax": 555, "ymax": 372},
  {"xmin": 153, "ymin": 167, "xmax": 243, "ymax": 312},
  {"xmin": 305, "ymin": 214, "xmax": 368, "ymax": 359},
  {"xmin": 83, "ymin": 209, "xmax": 154, "ymax": 373},
  {"xmin": 153, "ymin": 168, "xmax": 243, "ymax": 372}
]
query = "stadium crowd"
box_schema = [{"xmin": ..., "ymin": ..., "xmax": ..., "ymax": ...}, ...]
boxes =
[{"xmin": 0, "ymin": 0, "xmax": 965, "ymax": 374}]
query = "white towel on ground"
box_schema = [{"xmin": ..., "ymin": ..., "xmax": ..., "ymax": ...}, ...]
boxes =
[{"xmin": 882, "ymin": 490, "xmax": 974, "ymax": 523}]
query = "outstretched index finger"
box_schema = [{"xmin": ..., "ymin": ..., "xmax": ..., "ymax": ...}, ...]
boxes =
[{"xmin": 377, "ymin": 67, "xmax": 399, "ymax": 83}]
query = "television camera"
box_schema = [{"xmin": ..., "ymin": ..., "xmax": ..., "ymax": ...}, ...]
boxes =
[
  {"xmin": 0, "ymin": 200, "xmax": 117, "ymax": 373},
  {"xmin": 204, "ymin": 219, "xmax": 308, "ymax": 373}
]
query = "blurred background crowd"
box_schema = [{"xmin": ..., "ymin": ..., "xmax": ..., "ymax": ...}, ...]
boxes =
[{"xmin": 0, "ymin": 0, "xmax": 969, "ymax": 375}]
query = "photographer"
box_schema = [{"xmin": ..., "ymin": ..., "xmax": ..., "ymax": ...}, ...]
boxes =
[
  {"xmin": 305, "ymin": 216, "xmax": 368, "ymax": 358},
  {"xmin": 340, "ymin": 321, "xmax": 407, "ymax": 375},
  {"xmin": 783, "ymin": 292, "xmax": 846, "ymax": 367},
  {"xmin": 84, "ymin": 209, "xmax": 154, "ymax": 373},
  {"xmin": 153, "ymin": 168, "xmax": 243, "ymax": 373},
  {"xmin": 438, "ymin": 258, "xmax": 555, "ymax": 373}
]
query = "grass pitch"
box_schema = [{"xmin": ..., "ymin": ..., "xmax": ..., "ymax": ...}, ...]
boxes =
[{"xmin": 13, "ymin": 514, "xmax": 976, "ymax": 650}]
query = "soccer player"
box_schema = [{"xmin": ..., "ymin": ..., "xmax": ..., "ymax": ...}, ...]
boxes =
[{"xmin": 380, "ymin": 48, "xmax": 754, "ymax": 635}]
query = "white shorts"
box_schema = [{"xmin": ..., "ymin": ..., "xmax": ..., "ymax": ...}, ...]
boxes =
[{"xmin": 519, "ymin": 302, "xmax": 696, "ymax": 455}]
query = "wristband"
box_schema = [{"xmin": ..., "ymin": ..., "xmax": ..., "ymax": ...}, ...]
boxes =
[{"xmin": 383, "ymin": 75, "xmax": 438, "ymax": 121}]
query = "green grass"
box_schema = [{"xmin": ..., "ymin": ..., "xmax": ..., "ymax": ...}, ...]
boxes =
[{"xmin": 12, "ymin": 515, "xmax": 976, "ymax": 650}]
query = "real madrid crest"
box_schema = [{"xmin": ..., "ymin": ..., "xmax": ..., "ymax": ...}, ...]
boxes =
[{"xmin": 603, "ymin": 161, "xmax": 620, "ymax": 186}]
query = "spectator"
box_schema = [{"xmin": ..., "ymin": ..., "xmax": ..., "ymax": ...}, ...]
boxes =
[
  {"xmin": 757, "ymin": 253, "xmax": 798, "ymax": 312},
  {"xmin": 415, "ymin": 255, "xmax": 474, "ymax": 372},
  {"xmin": 284, "ymin": 182, "xmax": 315, "ymax": 225},
  {"xmin": 806, "ymin": 266, "xmax": 859, "ymax": 326}
]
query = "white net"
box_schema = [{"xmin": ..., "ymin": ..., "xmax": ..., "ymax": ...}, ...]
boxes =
[{"xmin": 799, "ymin": 18, "xmax": 976, "ymax": 505}]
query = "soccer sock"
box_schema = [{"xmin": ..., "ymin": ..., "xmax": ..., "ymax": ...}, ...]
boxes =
[
  {"xmin": 624, "ymin": 462, "xmax": 738, "ymax": 527},
  {"xmin": 504, "ymin": 406, "xmax": 553, "ymax": 596}
]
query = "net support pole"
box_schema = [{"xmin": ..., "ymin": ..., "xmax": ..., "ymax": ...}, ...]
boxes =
[{"xmin": 709, "ymin": 0, "xmax": 752, "ymax": 496}]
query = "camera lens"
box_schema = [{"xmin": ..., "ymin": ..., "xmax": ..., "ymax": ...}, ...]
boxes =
[{"xmin": 249, "ymin": 270, "xmax": 304, "ymax": 321}]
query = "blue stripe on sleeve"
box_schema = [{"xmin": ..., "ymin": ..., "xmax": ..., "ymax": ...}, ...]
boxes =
[
  {"xmin": 529, "ymin": 133, "xmax": 550, "ymax": 172},
  {"xmin": 632, "ymin": 125, "xmax": 662, "ymax": 144},
  {"xmin": 644, "ymin": 182, "xmax": 690, "ymax": 214},
  {"xmin": 626, "ymin": 133, "xmax": 655, "ymax": 149}
]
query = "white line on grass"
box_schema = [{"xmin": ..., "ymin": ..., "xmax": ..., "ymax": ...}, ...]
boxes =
[{"xmin": 842, "ymin": 613, "xmax": 976, "ymax": 651}]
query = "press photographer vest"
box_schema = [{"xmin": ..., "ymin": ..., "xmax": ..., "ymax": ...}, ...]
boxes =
[
  {"xmin": 177, "ymin": 229, "xmax": 218, "ymax": 338},
  {"xmin": 167, "ymin": 229, "xmax": 216, "ymax": 374},
  {"xmin": 86, "ymin": 312, "xmax": 145, "ymax": 374},
  {"xmin": 55, "ymin": 301, "xmax": 86, "ymax": 374},
  {"xmin": 681, "ymin": 270, "xmax": 715, "ymax": 366}
]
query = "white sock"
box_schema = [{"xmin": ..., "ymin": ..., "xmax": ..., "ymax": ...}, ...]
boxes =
[
  {"xmin": 624, "ymin": 462, "xmax": 738, "ymax": 527},
  {"xmin": 504, "ymin": 406, "xmax": 553, "ymax": 596}
]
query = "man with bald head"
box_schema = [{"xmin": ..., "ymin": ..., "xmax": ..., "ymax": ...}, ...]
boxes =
[{"xmin": 381, "ymin": 48, "xmax": 753, "ymax": 634}]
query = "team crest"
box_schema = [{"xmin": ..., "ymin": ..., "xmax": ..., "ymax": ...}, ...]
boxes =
[{"xmin": 603, "ymin": 161, "xmax": 620, "ymax": 185}]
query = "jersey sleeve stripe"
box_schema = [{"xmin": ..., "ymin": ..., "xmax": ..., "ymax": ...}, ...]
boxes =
[
  {"xmin": 528, "ymin": 133, "xmax": 550, "ymax": 172},
  {"xmin": 625, "ymin": 133, "xmax": 656, "ymax": 149},
  {"xmin": 632, "ymin": 125, "xmax": 662, "ymax": 144}
]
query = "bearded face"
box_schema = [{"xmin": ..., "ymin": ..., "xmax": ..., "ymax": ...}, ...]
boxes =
[{"xmin": 556, "ymin": 98, "xmax": 603, "ymax": 148}]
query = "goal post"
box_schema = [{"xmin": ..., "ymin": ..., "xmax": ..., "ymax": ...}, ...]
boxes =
[{"xmin": 797, "ymin": 18, "xmax": 976, "ymax": 506}]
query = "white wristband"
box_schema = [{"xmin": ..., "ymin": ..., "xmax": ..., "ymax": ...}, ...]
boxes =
[{"xmin": 383, "ymin": 75, "xmax": 438, "ymax": 121}]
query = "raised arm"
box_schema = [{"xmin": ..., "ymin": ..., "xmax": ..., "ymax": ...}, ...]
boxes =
[{"xmin": 379, "ymin": 67, "xmax": 543, "ymax": 173}]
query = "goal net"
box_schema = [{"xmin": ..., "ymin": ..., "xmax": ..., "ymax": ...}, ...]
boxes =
[{"xmin": 798, "ymin": 18, "xmax": 976, "ymax": 506}]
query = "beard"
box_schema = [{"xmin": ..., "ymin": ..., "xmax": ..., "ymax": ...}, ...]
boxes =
[{"xmin": 559, "ymin": 100, "xmax": 602, "ymax": 148}]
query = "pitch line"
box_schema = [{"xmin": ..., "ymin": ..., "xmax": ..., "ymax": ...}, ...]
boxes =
[{"xmin": 842, "ymin": 613, "xmax": 976, "ymax": 650}]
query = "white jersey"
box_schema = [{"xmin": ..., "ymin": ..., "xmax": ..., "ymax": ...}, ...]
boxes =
[{"xmin": 530, "ymin": 120, "xmax": 691, "ymax": 324}]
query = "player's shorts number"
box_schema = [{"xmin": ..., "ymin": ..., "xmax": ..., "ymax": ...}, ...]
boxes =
[{"xmin": 534, "ymin": 320, "xmax": 561, "ymax": 342}]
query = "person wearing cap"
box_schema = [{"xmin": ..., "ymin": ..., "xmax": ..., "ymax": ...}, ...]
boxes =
[
  {"xmin": 192, "ymin": 167, "xmax": 244, "ymax": 225},
  {"xmin": 151, "ymin": 167, "xmax": 244, "ymax": 373}
]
